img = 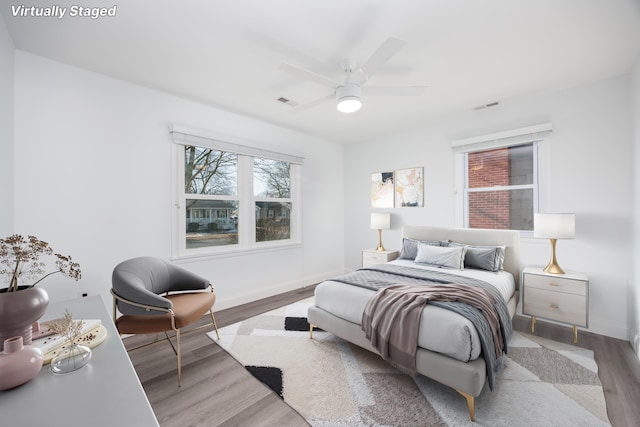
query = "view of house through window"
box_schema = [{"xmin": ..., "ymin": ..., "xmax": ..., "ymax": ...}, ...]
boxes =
[
  {"xmin": 253, "ymin": 158, "xmax": 291, "ymax": 242},
  {"xmin": 465, "ymin": 143, "xmax": 536, "ymax": 231},
  {"xmin": 181, "ymin": 145, "xmax": 295, "ymax": 251},
  {"xmin": 184, "ymin": 146, "xmax": 238, "ymax": 248}
]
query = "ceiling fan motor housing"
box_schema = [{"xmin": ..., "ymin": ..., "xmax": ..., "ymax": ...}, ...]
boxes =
[{"xmin": 336, "ymin": 83, "xmax": 362, "ymax": 113}]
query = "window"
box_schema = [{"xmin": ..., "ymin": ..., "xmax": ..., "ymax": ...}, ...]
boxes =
[
  {"xmin": 184, "ymin": 147, "xmax": 239, "ymax": 249},
  {"xmin": 452, "ymin": 124, "xmax": 551, "ymax": 233},
  {"xmin": 465, "ymin": 143, "xmax": 536, "ymax": 230},
  {"xmin": 171, "ymin": 125, "xmax": 303, "ymax": 257},
  {"xmin": 254, "ymin": 158, "xmax": 292, "ymax": 242}
]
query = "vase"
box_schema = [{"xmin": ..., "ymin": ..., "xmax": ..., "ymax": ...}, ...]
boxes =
[
  {"xmin": 50, "ymin": 343, "xmax": 92, "ymax": 374},
  {"xmin": 0, "ymin": 287, "xmax": 49, "ymax": 352},
  {"xmin": 0, "ymin": 336, "xmax": 44, "ymax": 390}
]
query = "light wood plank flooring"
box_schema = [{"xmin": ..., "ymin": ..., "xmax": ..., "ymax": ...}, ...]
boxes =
[{"xmin": 125, "ymin": 287, "xmax": 640, "ymax": 427}]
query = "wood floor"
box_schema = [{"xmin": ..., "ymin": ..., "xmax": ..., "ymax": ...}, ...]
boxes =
[{"xmin": 125, "ymin": 286, "xmax": 640, "ymax": 427}]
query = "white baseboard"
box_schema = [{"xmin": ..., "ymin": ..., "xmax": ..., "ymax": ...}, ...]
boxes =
[{"xmin": 214, "ymin": 268, "xmax": 347, "ymax": 311}]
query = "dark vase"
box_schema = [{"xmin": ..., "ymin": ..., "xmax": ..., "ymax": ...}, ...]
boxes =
[{"xmin": 0, "ymin": 287, "xmax": 49, "ymax": 352}]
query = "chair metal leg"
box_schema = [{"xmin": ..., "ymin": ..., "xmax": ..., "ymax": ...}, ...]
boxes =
[
  {"xmin": 163, "ymin": 331, "xmax": 178, "ymax": 356},
  {"xmin": 210, "ymin": 311, "xmax": 220, "ymax": 340},
  {"xmin": 176, "ymin": 329, "xmax": 182, "ymax": 387}
]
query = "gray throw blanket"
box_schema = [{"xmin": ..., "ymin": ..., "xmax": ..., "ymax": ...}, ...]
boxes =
[
  {"xmin": 362, "ymin": 283, "xmax": 502, "ymax": 372},
  {"xmin": 332, "ymin": 263, "xmax": 512, "ymax": 390}
]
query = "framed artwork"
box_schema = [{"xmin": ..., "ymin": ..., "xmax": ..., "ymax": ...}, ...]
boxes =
[
  {"xmin": 371, "ymin": 171, "xmax": 394, "ymax": 208},
  {"xmin": 395, "ymin": 167, "xmax": 424, "ymax": 207}
]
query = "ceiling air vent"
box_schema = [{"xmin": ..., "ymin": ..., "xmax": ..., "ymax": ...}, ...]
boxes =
[
  {"xmin": 473, "ymin": 101, "xmax": 500, "ymax": 111},
  {"xmin": 276, "ymin": 97, "xmax": 299, "ymax": 107}
]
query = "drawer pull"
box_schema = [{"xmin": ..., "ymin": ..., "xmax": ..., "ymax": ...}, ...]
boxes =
[
  {"xmin": 550, "ymin": 303, "xmax": 559, "ymax": 309},
  {"xmin": 549, "ymin": 283, "xmax": 560, "ymax": 287}
]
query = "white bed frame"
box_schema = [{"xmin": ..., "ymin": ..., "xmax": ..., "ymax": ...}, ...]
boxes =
[{"xmin": 307, "ymin": 225, "xmax": 521, "ymax": 421}]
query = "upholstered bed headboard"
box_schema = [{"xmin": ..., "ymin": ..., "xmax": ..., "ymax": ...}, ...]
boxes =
[{"xmin": 402, "ymin": 225, "xmax": 521, "ymax": 289}]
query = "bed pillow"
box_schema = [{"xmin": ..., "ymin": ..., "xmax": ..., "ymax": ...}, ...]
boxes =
[
  {"xmin": 449, "ymin": 241, "xmax": 506, "ymax": 272},
  {"xmin": 414, "ymin": 243, "xmax": 466, "ymax": 269},
  {"xmin": 398, "ymin": 238, "xmax": 442, "ymax": 260}
]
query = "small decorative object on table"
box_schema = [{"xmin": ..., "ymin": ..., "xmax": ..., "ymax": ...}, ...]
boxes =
[
  {"xmin": 0, "ymin": 336, "xmax": 44, "ymax": 390},
  {"xmin": 48, "ymin": 309, "xmax": 92, "ymax": 374},
  {"xmin": 0, "ymin": 235, "xmax": 81, "ymax": 351}
]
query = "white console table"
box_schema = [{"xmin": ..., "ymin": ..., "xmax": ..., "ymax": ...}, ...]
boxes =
[{"xmin": 0, "ymin": 295, "xmax": 159, "ymax": 427}]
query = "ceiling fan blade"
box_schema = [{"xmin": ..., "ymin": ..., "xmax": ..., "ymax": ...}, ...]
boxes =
[
  {"xmin": 360, "ymin": 37, "xmax": 406, "ymax": 82},
  {"xmin": 279, "ymin": 62, "xmax": 339, "ymax": 89},
  {"xmin": 289, "ymin": 93, "xmax": 334, "ymax": 114},
  {"xmin": 363, "ymin": 86, "xmax": 427, "ymax": 96}
]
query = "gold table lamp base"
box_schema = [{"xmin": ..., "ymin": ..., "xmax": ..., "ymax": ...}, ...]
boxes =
[
  {"xmin": 375, "ymin": 229, "xmax": 385, "ymax": 252},
  {"xmin": 543, "ymin": 238, "xmax": 565, "ymax": 274}
]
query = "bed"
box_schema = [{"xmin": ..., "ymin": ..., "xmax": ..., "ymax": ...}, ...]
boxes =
[{"xmin": 307, "ymin": 225, "xmax": 520, "ymax": 421}]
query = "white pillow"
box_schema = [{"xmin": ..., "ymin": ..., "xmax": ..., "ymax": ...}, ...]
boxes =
[{"xmin": 414, "ymin": 243, "xmax": 466, "ymax": 269}]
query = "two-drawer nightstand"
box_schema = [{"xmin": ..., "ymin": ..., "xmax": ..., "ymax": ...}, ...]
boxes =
[
  {"xmin": 522, "ymin": 266, "xmax": 589, "ymax": 343},
  {"xmin": 362, "ymin": 249, "xmax": 399, "ymax": 268}
]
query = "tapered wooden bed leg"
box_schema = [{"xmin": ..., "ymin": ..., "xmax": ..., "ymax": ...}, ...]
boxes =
[
  {"xmin": 309, "ymin": 324, "xmax": 314, "ymax": 339},
  {"xmin": 456, "ymin": 390, "xmax": 476, "ymax": 421}
]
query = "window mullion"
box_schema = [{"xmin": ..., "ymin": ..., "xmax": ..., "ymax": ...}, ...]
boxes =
[
  {"xmin": 237, "ymin": 155, "xmax": 253, "ymax": 246},
  {"xmin": 467, "ymin": 184, "xmax": 535, "ymax": 192},
  {"xmin": 290, "ymin": 163, "xmax": 301, "ymax": 242},
  {"xmin": 174, "ymin": 145, "xmax": 186, "ymax": 256}
]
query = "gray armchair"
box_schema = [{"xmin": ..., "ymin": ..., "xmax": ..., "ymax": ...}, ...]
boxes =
[{"xmin": 111, "ymin": 256, "xmax": 220, "ymax": 386}]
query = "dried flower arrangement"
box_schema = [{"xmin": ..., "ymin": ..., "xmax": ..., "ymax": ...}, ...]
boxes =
[
  {"xmin": 48, "ymin": 309, "xmax": 85, "ymax": 345},
  {"xmin": 0, "ymin": 234, "xmax": 81, "ymax": 292}
]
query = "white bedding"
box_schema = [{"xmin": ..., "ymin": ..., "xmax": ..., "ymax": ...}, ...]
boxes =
[{"xmin": 314, "ymin": 259, "xmax": 516, "ymax": 362}]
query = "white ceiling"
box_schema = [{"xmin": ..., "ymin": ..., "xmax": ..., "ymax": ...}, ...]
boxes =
[{"xmin": 3, "ymin": 0, "xmax": 640, "ymax": 144}]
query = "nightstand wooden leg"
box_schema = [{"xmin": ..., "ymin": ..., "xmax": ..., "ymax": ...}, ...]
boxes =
[
  {"xmin": 531, "ymin": 316, "xmax": 536, "ymax": 333},
  {"xmin": 573, "ymin": 325, "xmax": 578, "ymax": 344}
]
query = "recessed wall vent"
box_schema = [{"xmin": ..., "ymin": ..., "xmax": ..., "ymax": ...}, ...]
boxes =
[{"xmin": 473, "ymin": 101, "xmax": 500, "ymax": 111}]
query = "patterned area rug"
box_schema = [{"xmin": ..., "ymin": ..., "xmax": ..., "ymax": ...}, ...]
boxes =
[{"xmin": 208, "ymin": 298, "xmax": 610, "ymax": 426}]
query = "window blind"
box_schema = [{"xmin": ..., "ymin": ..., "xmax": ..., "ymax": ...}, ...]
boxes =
[
  {"xmin": 170, "ymin": 124, "xmax": 304, "ymax": 164},
  {"xmin": 451, "ymin": 123, "xmax": 553, "ymax": 153}
]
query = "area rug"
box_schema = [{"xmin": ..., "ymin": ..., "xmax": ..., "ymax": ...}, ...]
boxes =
[{"xmin": 208, "ymin": 298, "xmax": 610, "ymax": 426}]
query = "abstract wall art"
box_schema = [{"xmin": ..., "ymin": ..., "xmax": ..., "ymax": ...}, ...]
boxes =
[
  {"xmin": 371, "ymin": 171, "xmax": 394, "ymax": 208},
  {"xmin": 394, "ymin": 167, "xmax": 424, "ymax": 207}
]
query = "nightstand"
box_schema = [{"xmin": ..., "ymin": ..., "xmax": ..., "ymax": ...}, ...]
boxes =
[
  {"xmin": 362, "ymin": 249, "xmax": 399, "ymax": 267},
  {"xmin": 522, "ymin": 266, "xmax": 589, "ymax": 343}
]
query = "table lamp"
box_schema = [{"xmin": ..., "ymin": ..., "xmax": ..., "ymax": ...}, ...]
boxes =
[
  {"xmin": 534, "ymin": 213, "xmax": 575, "ymax": 274},
  {"xmin": 370, "ymin": 213, "xmax": 391, "ymax": 252}
]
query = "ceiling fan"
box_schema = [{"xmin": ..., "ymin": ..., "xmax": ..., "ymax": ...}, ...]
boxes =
[{"xmin": 279, "ymin": 36, "xmax": 426, "ymax": 113}]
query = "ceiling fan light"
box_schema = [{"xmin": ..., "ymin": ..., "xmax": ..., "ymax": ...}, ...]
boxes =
[
  {"xmin": 337, "ymin": 97, "xmax": 362, "ymax": 113},
  {"xmin": 336, "ymin": 83, "xmax": 362, "ymax": 113}
]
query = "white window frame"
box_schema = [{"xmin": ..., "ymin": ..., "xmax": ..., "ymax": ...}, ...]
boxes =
[
  {"xmin": 170, "ymin": 125, "xmax": 303, "ymax": 259},
  {"xmin": 452, "ymin": 124, "xmax": 552, "ymax": 236}
]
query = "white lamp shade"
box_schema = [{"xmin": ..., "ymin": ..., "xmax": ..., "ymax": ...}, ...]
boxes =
[
  {"xmin": 370, "ymin": 213, "xmax": 390, "ymax": 230},
  {"xmin": 534, "ymin": 213, "xmax": 575, "ymax": 239}
]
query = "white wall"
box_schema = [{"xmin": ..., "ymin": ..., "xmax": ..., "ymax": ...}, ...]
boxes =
[
  {"xmin": 345, "ymin": 75, "xmax": 633, "ymax": 340},
  {"xmin": 7, "ymin": 43, "xmax": 637, "ymax": 343},
  {"xmin": 0, "ymin": 18, "xmax": 14, "ymax": 236},
  {"xmin": 12, "ymin": 51, "xmax": 345, "ymax": 309},
  {"xmin": 631, "ymin": 54, "xmax": 640, "ymax": 357}
]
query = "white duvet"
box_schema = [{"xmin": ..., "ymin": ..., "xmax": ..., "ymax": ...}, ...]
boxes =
[{"xmin": 314, "ymin": 259, "xmax": 516, "ymax": 362}]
